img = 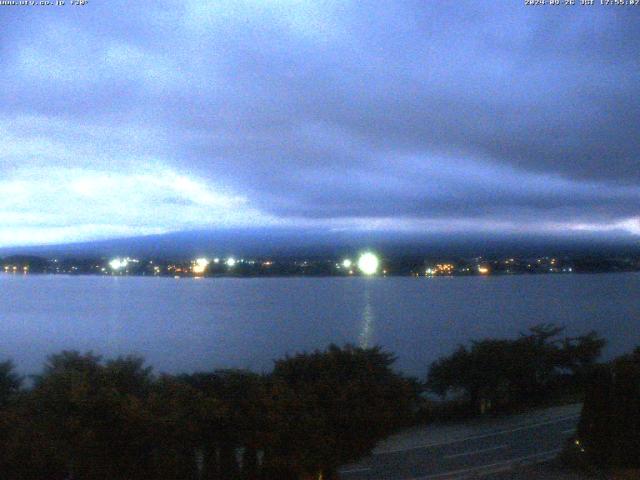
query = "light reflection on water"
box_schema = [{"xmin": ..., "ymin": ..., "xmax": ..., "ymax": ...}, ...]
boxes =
[{"xmin": 359, "ymin": 282, "xmax": 374, "ymax": 349}]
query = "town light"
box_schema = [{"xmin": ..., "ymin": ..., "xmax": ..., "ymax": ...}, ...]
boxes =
[
  {"xmin": 109, "ymin": 258, "xmax": 128, "ymax": 270},
  {"xmin": 192, "ymin": 257, "xmax": 209, "ymax": 274},
  {"xmin": 357, "ymin": 252, "xmax": 379, "ymax": 275}
]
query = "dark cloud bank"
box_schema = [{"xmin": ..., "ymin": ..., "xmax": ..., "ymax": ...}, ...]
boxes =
[{"xmin": 1, "ymin": 1, "xmax": 639, "ymax": 249}]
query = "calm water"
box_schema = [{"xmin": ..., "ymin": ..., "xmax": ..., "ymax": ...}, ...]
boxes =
[{"xmin": 1, "ymin": 273, "xmax": 638, "ymax": 377}]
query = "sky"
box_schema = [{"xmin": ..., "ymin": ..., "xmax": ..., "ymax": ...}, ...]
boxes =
[{"xmin": 1, "ymin": 1, "xmax": 639, "ymax": 248}]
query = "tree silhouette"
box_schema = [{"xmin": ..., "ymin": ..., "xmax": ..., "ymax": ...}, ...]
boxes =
[
  {"xmin": 426, "ymin": 325, "xmax": 605, "ymax": 413},
  {"xmin": 577, "ymin": 346, "xmax": 640, "ymax": 468},
  {"xmin": 267, "ymin": 344, "xmax": 417, "ymax": 479},
  {"xmin": 0, "ymin": 360, "xmax": 21, "ymax": 407}
]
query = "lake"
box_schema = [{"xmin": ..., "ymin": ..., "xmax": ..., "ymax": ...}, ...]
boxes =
[{"xmin": 1, "ymin": 273, "xmax": 638, "ymax": 378}]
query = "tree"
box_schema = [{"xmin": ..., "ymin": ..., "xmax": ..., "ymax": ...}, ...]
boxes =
[
  {"xmin": 0, "ymin": 359, "xmax": 28, "ymax": 478},
  {"xmin": 426, "ymin": 325, "xmax": 605, "ymax": 413},
  {"xmin": 0, "ymin": 360, "xmax": 21, "ymax": 407},
  {"xmin": 577, "ymin": 347, "xmax": 640, "ymax": 468},
  {"xmin": 27, "ymin": 351, "xmax": 159, "ymax": 480},
  {"xmin": 265, "ymin": 344, "xmax": 417, "ymax": 479},
  {"xmin": 181, "ymin": 369, "xmax": 266, "ymax": 480},
  {"xmin": 557, "ymin": 331, "xmax": 606, "ymax": 379},
  {"xmin": 145, "ymin": 375, "xmax": 222, "ymax": 480}
]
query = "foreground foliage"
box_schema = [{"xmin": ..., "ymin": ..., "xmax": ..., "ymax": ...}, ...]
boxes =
[
  {"xmin": 572, "ymin": 347, "xmax": 640, "ymax": 469},
  {"xmin": 425, "ymin": 324, "xmax": 605, "ymax": 413},
  {"xmin": 0, "ymin": 346, "xmax": 417, "ymax": 480}
]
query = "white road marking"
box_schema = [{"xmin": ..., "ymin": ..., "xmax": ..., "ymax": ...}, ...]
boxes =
[
  {"xmin": 378, "ymin": 414, "xmax": 580, "ymax": 454},
  {"xmin": 561, "ymin": 428, "xmax": 576, "ymax": 434},
  {"xmin": 340, "ymin": 466, "xmax": 371, "ymax": 474},
  {"xmin": 444, "ymin": 444, "xmax": 507, "ymax": 459},
  {"xmin": 409, "ymin": 448, "xmax": 561, "ymax": 480}
]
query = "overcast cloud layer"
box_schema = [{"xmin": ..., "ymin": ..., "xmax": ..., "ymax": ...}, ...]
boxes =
[{"xmin": 1, "ymin": 1, "xmax": 639, "ymax": 247}]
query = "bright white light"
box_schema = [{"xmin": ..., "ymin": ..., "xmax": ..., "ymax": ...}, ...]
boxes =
[
  {"xmin": 213, "ymin": 258, "xmax": 220, "ymax": 263},
  {"xmin": 109, "ymin": 258, "xmax": 128, "ymax": 270},
  {"xmin": 342, "ymin": 259, "xmax": 352, "ymax": 268},
  {"xmin": 357, "ymin": 252, "xmax": 379, "ymax": 275},
  {"xmin": 195, "ymin": 257, "xmax": 209, "ymax": 268},
  {"xmin": 192, "ymin": 257, "xmax": 209, "ymax": 274},
  {"xmin": 226, "ymin": 257, "xmax": 236, "ymax": 267}
]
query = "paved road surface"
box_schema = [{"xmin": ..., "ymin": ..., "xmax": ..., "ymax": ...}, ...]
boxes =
[{"xmin": 339, "ymin": 404, "xmax": 582, "ymax": 480}]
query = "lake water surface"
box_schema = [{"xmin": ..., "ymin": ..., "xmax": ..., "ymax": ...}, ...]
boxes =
[{"xmin": 1, "ymin": 273, "xmax": 638, "ymax": 377}]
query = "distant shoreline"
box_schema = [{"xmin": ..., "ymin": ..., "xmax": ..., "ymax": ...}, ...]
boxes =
[
  {"xmin": 2, "ymin": 253, "xmax": 639, "ymax": 278},
  {"xmin": 1, "ymin": 270, "xmax": 638, "ymax": 279}
]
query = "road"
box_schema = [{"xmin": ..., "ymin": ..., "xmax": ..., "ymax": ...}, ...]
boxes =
[{"xmin": 339, "ymin": 403, "xmax": 582, "ymax": 480}]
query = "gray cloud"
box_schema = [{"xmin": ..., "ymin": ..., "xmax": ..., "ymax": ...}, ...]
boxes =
[{"xmin": 1, "ymin": 1, "xmax": 639, "ymax": 246}]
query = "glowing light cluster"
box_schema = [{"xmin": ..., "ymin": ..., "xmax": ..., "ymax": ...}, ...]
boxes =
[
  {"xmin": 192, "ymin": 257, "xmax": 209, "ymax": 274},
  {"xmin": 425, "ymin": 264, "xmax": 455, "ymax": 276},
  {"xmin": 357, "ymin": 252, "xmax": 379, "ymax": 275},
  {"xmin": 109, "ymin": 258, "xmax": 129, "ymax": 270}
]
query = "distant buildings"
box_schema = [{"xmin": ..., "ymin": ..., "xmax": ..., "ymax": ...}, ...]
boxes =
[{"xmin": 0, "ymin": 253, "xmax": 637, "ymax": 278}]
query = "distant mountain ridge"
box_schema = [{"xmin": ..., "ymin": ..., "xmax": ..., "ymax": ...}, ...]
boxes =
[{"xmin": 1, "ymin": 228, "xmax": 638, "ymax": 260}]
